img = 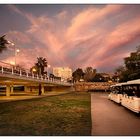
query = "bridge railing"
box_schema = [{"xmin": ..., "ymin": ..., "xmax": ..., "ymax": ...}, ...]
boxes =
[{"xmin": 0, "ymin": 61, "xmax": 71, "ymax": 85}]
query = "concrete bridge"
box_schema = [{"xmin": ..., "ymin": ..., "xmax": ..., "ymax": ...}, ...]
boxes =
[{"xmin": 0, "ymin": 61, "xmax": 73, "ymax": 96}]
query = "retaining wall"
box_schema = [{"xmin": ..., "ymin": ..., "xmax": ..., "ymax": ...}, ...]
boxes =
[{"xmin": 74, "ymin": 82, "xmax": 117, "ymax": 92}]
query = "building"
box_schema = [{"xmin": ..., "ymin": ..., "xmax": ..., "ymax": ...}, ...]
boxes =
[
  {"xmin": 53, "ymin": 67, "xmax": 72, "ymax": 81},
  {"xmin": 99, "ymin": 73, "xmax": 114, "ymax": 82}
]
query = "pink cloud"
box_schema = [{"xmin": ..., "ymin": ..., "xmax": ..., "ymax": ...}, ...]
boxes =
[
  {"xmin": 7, "ymin": 31, "xmax": 31, "ymax": 44},
  {"xmin": 66, "ymin": 5, "xmax": 123, "ymax": 41},
  {"xmin": 55, "ymin": 10, "xmax": 68, "ymax": 20},
  {"xmin": 90, "ymin": 17, "xmax": 140, "ymax": 60},
  {"xmin": 3, "ymin": 5, "xmax": 140, "ymax": 72}
]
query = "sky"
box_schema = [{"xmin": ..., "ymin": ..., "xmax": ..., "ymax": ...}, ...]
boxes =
[{"xmin": 0, "ymin": 4, "xmax": 140, "ymax": 72}]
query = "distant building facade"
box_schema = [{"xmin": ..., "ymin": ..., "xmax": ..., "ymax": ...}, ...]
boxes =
[
  {"xmin": 53, "ymin": 67, "xmax": 72, "ymax": 81},
  {"xmin": 99, "ymin": 73, "xmax": 114, "ymax": 82}
]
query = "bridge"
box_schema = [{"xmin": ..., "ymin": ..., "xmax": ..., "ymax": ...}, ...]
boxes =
[{"xmin": 0, "ymin": 61, "xmax": 73, "ymax": 96}]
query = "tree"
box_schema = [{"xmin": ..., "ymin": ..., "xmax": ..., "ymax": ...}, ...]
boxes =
[
  {"xmin": 113, "ymin": 66, "xmax": 125, "ymax": 82},
  {"xmin": 0, "ymin": 35, "xmax": 9, "ymax": 53},
  {"xmin": 35, "ymin": 57, "xmax": 48, "ymax": 75},
  {"xmin": 72, "ymin": 68, "xmax": 85, "ymax": 83},
  {"xmin": 115, "ymin": 46, "xmax": 140, "ymax": 82},
  {"xmin": 92, "ymin": 73, "xmax": 105, "ymax": 82},
  {"xmin": 84, "ymin": 67, "xmax": 96, "ymax": 82}
]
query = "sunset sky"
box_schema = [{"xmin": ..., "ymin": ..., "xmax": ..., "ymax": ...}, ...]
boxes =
[{"xmin": 0, "ymin": 4, "xmax": 140, "ymax": 72}]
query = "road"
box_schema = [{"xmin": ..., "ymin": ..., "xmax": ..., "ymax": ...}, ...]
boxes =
[{"xmin": 91, "ymin": 93, "xmax": 140, "ymax": 136}]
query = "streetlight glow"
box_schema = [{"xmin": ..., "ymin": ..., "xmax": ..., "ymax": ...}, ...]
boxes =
[
  {"xmin": 11, "ymin": 43, "xmax": 15, "ymax": 46},
  {"xmin": 32, "ymin": 68, "xmax": 37, "ymax": 72},
  {"xmin": 7, "ymin": 41, "xmax": 15, "ymax": 46},
  {"xmin": 16, "ymin": 49, "xmax": 20, "ymax": 53},
  {"xmin": 10, "ymin": 61, "xmax": 15, "ymax": 65},
  {"xmin": 7, "ymin": 40, "xmax": 20, "ymax": 66}
]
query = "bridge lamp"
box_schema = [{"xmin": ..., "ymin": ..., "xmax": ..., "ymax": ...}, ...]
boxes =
[
  {"xmin": 7, "ymin": 41, "xmax": 15, "ymax": 46},
  {"xmin": 32, "ymin": 68, "xmax": 37, "ymax": 78},
  {"xmin": 16, "ymin": 49, "xmax": 20, "ymax": 53},
  {"xmin": 10, "ymin": 61, "xmax": 15, "ymax": 65},
  {"xmin": 14, "ymin": 48, "xmax": 20, "ymax": 66},
  {"xmin": 32, "ymin": 68, "xmax": 37, "ymax": 72}
]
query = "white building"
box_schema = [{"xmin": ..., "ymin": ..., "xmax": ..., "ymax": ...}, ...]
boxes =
[{"xmin": 53, "ymin": 67, "xmax": 72, "ymax": 81}]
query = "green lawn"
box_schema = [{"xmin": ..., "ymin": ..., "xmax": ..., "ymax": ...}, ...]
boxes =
[{"xmin": 0, "ymin": 92, "xmax": 91, "ymax": 136}]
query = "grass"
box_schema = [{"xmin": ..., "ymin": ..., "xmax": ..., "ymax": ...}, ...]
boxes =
[{"xmin": 0, "ymin": 92, "xmax": 91, "ymax": 136}]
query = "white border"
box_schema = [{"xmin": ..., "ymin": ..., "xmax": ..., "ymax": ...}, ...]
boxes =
[
  {"xmin": 0, "ymin": 0, "xmax": 140, "ymax": 4},
  {"xmin": 0, "ymin": 1, "xmax": 140, "ymax": 140}
]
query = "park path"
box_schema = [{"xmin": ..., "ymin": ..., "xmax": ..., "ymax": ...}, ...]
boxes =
[{"xmin": 91, "ymin": 93, "xmax": 140, "ymax": 136}]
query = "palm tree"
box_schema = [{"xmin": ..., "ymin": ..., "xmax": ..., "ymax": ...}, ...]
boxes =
[
  {"xmin": 35, "ymin": 57, "xmax": 48, "ymax": 75},
  {"xmin": 0, "ymin": 35, "xmax": 9, "ymax": 53}
]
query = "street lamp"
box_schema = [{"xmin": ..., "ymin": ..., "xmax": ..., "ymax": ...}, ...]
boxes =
[
  {"xmin": 31, "ymin": 67, "xmax": 37, "ymax": 78},
  {"xmin": 117, "ymin": 78, "xmax": 120, "ymax": 83},
  {"xmin": 8, "ymin": 41, "xmax": 20, "ymax": 66},
  {"xmin": 15, "ymin": 48, "xmax": 20, "ymax": 66},
  {"xmin": 47, "ymin": 64, "xmax": 51, "ymax": 77},
  {"xmin": 32, "ymin": 68, "xmax": 37, "ymax": 73}
]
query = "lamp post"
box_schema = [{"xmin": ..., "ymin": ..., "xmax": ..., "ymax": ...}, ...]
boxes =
[
  {"xmin": 8, "ymin": 41, "xmax": 20, "ymax": 66},
  {"xmin": 15, "ymin": 48, "xmax": 20, "ymax": 66},
  {"xmin": 47, "ymin": 64, "xmax": 51, "ymax": 78},
  {"xmin": 32, "ymin": 67, "xmax": 37, "ymax": 78},
  {"xmin": 32, "ymin": 68, "xmax": 37, "ymax": 73}
]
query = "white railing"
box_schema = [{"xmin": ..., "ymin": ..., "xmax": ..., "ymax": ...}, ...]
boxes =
[{"xmin": 0, "ymin": 61, "xmax": 71, "ymax": 86}]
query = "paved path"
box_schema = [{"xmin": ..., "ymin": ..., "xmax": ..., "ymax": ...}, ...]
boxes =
[{"xmin": 91, "ymin": 93, "xmax": 140, "ymax": 136}]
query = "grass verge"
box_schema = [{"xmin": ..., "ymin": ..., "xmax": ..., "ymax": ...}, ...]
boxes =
[{"xmin": 0, "ymin": 92, "xmax": 91, "ymax": 136}]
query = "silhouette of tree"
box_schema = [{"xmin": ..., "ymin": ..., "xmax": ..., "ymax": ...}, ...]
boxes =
[
  {"xmin": 84, "ymin": 67, "xmax": 96, "ymax": 82},
  {"xmin": 72, "ymin": 68, "xmax": 84, "ymax": 83},
  {"xmin": 35, "ymin": 57, "xmax": 48, "ymax": 75},
  {"xmin": 115, "ymin": 46, "xmax": 140, "ymax": 82},
  {"xmin": 91, "ymin": 73, "xmax": 105, "ymax": 82},
  {"xmin": 0, "ymin": 35, "xmax": 9, "ymax": 53}
]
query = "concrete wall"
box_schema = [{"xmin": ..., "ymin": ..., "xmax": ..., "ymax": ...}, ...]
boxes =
[{"xmin": 74, "ymin": 82, "xmax": 117, "ymax": 92}]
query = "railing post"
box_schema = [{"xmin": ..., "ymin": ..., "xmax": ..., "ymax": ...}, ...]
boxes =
[
  {"xmin": 1, "ymin": 66, "xmax": 3, "ymax": 73},
  {"xmin": 12, "ymin": 67, "xmax": 14, "ymax": 74},
  {"xmin": 20, "ymin": 69, "xmax": 22, "ymax": 76},
  {"xmin": 27, "ymin": 72, "xmax": 28, "ymax": 77}
]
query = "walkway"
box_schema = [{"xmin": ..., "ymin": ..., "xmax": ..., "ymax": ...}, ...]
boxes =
[{"xmin": 91, "ymin": 93, "xmax": 140, "ymax": 136}]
